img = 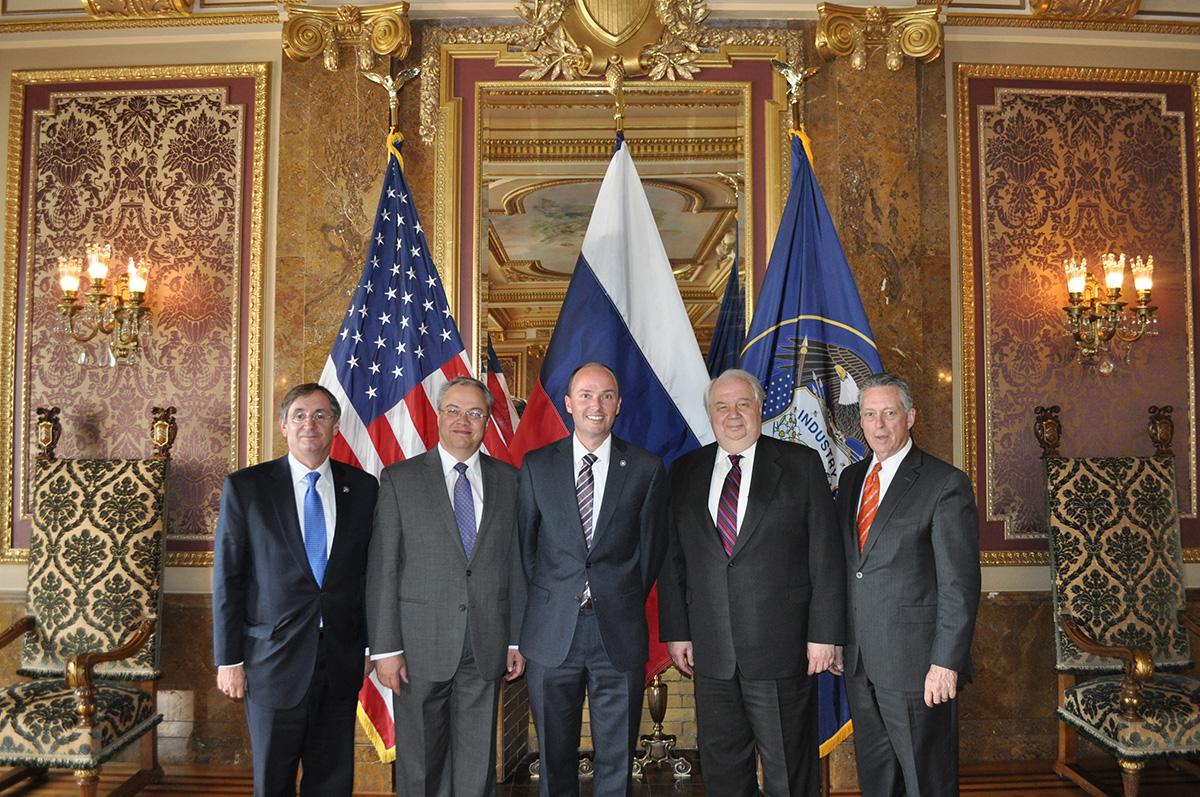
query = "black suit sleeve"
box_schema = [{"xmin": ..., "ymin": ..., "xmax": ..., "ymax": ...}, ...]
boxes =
[
  {"xmin": 804, "ymin": 451, "xmax": 846, "ymax": 645},
  {"xmin": 517, "ymin": 460, "xmax": 540, "ymax": 588},
  {"xmin": 639, "ymin": 459, "xmax": 669, "ymax": 598},
  {"xmin": 212, "ymin": 474, "xmax": 248, "ymax": 667},
  {"xmin": 930, "ymin": 468, "xmax": 981, "ymax": 674},
  {"xmin": 657, "ymin": 459, "xmax": 690, "ymax": 642}
]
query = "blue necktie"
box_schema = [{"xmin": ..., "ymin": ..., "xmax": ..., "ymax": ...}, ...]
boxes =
[
  {"xmin": 453, "ymin": 462, "xmax": 477, "ymax": 560},
  {"xmin": 303, "ymin": 471, "xmax": 328, "ymax": 585}
]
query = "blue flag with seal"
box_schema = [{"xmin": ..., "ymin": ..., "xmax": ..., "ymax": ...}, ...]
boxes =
[
  {"xmin": 705, "ymin": 225, "xmax": 745, "ymax": 377},
  {"xmin": 741, "ymin": 128, "xmax": 883, "ymax": 756}
]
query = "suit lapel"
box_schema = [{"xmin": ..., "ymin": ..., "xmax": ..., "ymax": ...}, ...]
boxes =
[
  {"xmin": 475, "ymin": 454, "xmax": 500, "ymax": 554},
  {"xmin": 555, "ymin": 438, "xmax": 590, "ymax": 557},
  {"xmin": 860, "ymin": 447, "xmax": 921, "ymax": 562},
  {"xmin": 731, "ymin": 439, "xmax": 779, "ymax": 557},
  {"xmin": 424, "ymin": 449, "xmax": 469, "ymax": 562},
  {"xmin": 326, "ymin": 460, "xmax": 356, "ymax": 574},
  {"xmin": 591, "ymin": 437, "xmax": 629, "ymax": 549},
  {"xmin": 687, "ymin": 445, "xmax": 724, "ymax": 556},
  {"xmin": 271, "ymin": 457, "xmax": 317, "ymax": 585},
  {"xmin": 842, "ymin": 460, "xmax": 868, "ymax": 550}
]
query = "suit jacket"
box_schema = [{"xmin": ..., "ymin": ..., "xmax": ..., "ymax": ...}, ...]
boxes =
[
  {"xmin": 838, "ymin": 444, "xmax": 981, "ymax": 692},
  {"xmin": 658, "ymin": 435, "xmax": 846, "ymax": 680},
  {"xmin": 364, "ymin": 449, "xmax": 526, "ymax": 682},
  {"xmin": 212, "ymin": 455, "xmax": 378, "ymax": 710},
  {"xmin": 517, "ymin": 435, "xmax": 668, "ymax": 672}
]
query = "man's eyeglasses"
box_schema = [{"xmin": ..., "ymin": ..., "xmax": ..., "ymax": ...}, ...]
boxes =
[
  {"xmin": 441, "ymin": 405, "xmax": 487, "ymax": 422},
  {"xmin": 288, "ymin": 410, "xmax": 334, "ymax": 425}
]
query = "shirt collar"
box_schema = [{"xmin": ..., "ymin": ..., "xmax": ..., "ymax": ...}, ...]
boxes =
[
  {"xmin": 716, "ymin": 439, "xmax": 758, "ymax": 465},
  {"xmin": 573, "ymin": 434, "xmax": 612, "ymax": 466},
  {"xmin": 287, "ymin": 453, "xmax": 333, "ymax": 486},
  {"xmin": 437, "ymin": 443, "xmax": 481, "ymax": 475},
  {"xmin": 869, "ymin": 436, "xmax": 913, "ymax": 475}
]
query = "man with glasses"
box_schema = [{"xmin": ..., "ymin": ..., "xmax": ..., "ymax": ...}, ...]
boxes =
[
  {"xmin": 366, "ymin": 376, "xmax": 526, "ymax": 796},
  {"xmin": 213, "ymin": 383, "xmax": 379, "ymax": 797}
]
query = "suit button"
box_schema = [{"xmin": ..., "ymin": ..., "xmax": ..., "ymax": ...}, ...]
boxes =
[
  {"xmin": 459, "ymin": 604, "xmax": 466, "ymax": 612},
  {"xmin": 728, "ymin": 561, "xmax": 734, "ymax": 567},
  {"xmin": 466, "ymin": 569, "xmax": 472, "ymax": 577},
  {"xmin": 585, "ymin": 563, "xmax": 592, "ymax": 569},
  {"xmin": 855, "ymin": 572, "xmax": 863, "ymax": 579}
]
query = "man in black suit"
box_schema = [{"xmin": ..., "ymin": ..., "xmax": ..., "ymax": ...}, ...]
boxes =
[
  {"xmin": 518, "ymin": 362, "xmax": 668, "ymax": 797},
  {"xmin": 213, "ymin": 383, "xmax": 378, "ymax": 797},
  {"xmin": 837, "ymin": 372, "xmax": 980, "ymax": 797},
  {"xmin": 658, "ymin": 368, "xmax": 845, "ymax": 796}
]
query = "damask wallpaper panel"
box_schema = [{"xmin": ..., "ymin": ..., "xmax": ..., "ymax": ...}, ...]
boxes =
[
  {"xmin": 2, "ymin": 65, "xmax": 268, "ymax": 565},
  {"xmin": 956, "ymin": 65, "xmax": 1199, "ymax": 563}
]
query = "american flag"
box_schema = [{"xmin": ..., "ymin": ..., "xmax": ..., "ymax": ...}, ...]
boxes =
[{"xmin": 317, "ymin": 132, "xmax": 510, "ymax": 763}]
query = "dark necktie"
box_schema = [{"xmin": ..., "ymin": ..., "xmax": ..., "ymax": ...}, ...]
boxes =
[
  {"xmin": 857, "ymin": 461, "xmax": 883, "ymax": 552},
  {"xmin": 453, "ymin": 462, "xmax": 476, "ymax": 560},
  {"xmin": 717, "ymin": 454, "xmax": 742, "ymax": 557},
  {"xmin": 303, "ymin": 471, "xmax": 328, "ymax": 585},
  {"xmin": 577, "ymin": 453, "xmax": 598, "ymax": 605}
]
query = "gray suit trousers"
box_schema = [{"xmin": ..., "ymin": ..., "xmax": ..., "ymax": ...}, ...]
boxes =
[{"xmin": 393, "ymin": 623, "xmax": 500, "ymax": 797}]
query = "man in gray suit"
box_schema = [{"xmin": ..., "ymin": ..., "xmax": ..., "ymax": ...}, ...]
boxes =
[
  {"xmin": 836, "ymin": 372, "xmax": 980, "ymax": 797},
  {"xmin": 366, "ymin": 376, "xmax": 526, "ymax": 796},
  {"xmin": 518, "ymin": 362, "xmax": 668, "ymax": 797},
  {"xmin": 658, "ymin": 368, "xmax": 845, "ymax": 796}
]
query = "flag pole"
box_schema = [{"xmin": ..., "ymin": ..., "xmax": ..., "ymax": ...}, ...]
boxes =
[
  {"xmin": 604, "ymin": 55, "xmax": 626, "ymax": 138},
  {"xmin": 770, "ymin": 59, "xmax": 819, "ymax": 132}
]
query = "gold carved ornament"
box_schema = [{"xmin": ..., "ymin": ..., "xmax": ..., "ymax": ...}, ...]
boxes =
[
  {"xmin": 81, "ymin": 0, "xmax": 191, "ymax": 19},
  {"xmin": 515, "ymin": 0, "xmax": 710, "ymax": 80},
  {"xmin": 816, "ymin": 3, "xmax": 943, "ymax": 72},
  {"xmin": 1032, "ymin": 0, "xmax": 1140, "ymax": 20},
  {"xmin": 281, "ymin": 1, "xmax": 411, "ymax": 72}
]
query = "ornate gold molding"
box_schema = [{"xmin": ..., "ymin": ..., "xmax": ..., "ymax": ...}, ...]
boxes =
[
  {"xmin": 483, "ymin": 135, "xmax": 741, "ymax": 163},
  {"xmin": 1031, "ymin": 0, "xmax": 1139, "ymax": 20},
  {"xmin": 816, "ymin": 3, "xmax": 942, "ymax": 71},
  {"xmin": 944, "ymin": 13, "xmax": 1200, "ymax": 35},
  {"xmin": 0, "ymin": 10, "xmax": 275, "ymax": 32},
  {"xmin": 980, "ymin": 551, "xmax": 1049, "ymax": 566},
  {"xmin": 281, "ymin": 1, "xmax": 410, "ymax": 72},
  {"xmin": 81, "ymin": 0, "xmax": 191, "ymax": 19}
]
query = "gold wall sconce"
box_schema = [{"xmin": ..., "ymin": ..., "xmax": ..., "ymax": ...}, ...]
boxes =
[
  {"xmin": 815, "ymin": 3, "xmax": 943, "ymax": 72},
  {"xmin": 1062, "ymin": 252, "xmax": 1157, "ymax": 373},
  {"xmin": 281, "ymin": 1, "xmax": 411, "ymax": 72},
  {"xmin": 55, "ymin": 244, "xmax": 152, "ymax": 366}
]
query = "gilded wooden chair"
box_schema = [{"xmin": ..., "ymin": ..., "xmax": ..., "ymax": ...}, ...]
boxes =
[
  {"xmin": 0, "ymin": 406, "xmax": 176, "ymax": 797},
  {"xmin": 1038, "ymin": 404, "xmax": 1200, "ymax": 797}
]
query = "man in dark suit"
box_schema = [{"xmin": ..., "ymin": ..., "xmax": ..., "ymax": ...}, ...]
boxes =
[
  {"xmin": 366, "ymin": 376, "xmax": 526, "ymax": 796},
  {"xmin": 658, "ymin": 368, "xmax": 845, "ymax": 796},
  {"xmin": 837, "ymin": 372, "xmax": 980, "ymax": 797},
  {"xmin": 518, "ymin": 362, "xmax": 668, "ymax": 797},
  {"xmin": 213, "ymin": 383, "xmax": 378, "ymax": 797}
]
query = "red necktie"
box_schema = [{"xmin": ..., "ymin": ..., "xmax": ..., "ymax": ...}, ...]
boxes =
[
  {"xmin": 856, "ymin": 461, "xmax": 883, "ymax": 552},
  {"xmin": 717, "ymin": 454, "xmax": 742, "ymax": 557}
]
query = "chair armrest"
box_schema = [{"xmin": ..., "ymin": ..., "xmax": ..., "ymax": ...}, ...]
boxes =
[
  {"xmin": 1060, "ymin": 613, "xmax": 1153, "ymax": 720},
  {"xmin": 0, "ymin": 616, "xmax": 34, "ymax": 650},
  {"xmin": 65, "ymin": 619, "xmax": 154, "ymax": 728},
  {"xmin": 1179, "ymin": 610, "xmax": 1200, "ymax": 640}
]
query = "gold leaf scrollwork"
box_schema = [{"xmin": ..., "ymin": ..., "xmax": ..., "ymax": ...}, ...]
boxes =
[
  {"xmin": 281, "ymin": 1, "xmax": 411, "ymax": 72},
  {"xmin": 82, "ymin": 0, "xmax": 192, "ymax": 19},
  {"xmin": 643, "ymin": 0, "xmax": 707, "ymax": 82},
  {"xmin": 1031, "ymin": 0, "xmax": 1141, "ymax": 20},
  {"xmin": 815, "ymin": 3, "xmax": 943, "ymax": 71},
  {"xmin": 519, "ymin": 26, "xmax": 589, "ymax": 81}
]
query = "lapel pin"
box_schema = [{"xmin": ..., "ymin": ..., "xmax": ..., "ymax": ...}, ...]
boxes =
[
  {"xmin": 342, "ymin": 486, "xmax": 350, "ymax": 493},
  {"xmin": 619, "ymin": 459, "xmax": 627, "ymax": 467}
]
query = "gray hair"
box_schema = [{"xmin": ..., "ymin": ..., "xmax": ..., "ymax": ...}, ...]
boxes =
[
  {"xmin": 705, "ymin": 369, "xmax": 766, "ymax": 411},
  {"xmin": 859, "ymin": 372, "xmax": 913, "ymax": 412},
  {"xmin": 278, "ymin": 383, "xmax": 341, "ymax": 423},
  {"xmin": 436, "ymin": 376, "xmax": 493, "ymax": 412}
]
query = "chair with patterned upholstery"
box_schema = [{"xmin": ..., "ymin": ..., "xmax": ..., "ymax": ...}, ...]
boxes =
[
  {"xmin": 1037, "ymin": 403, "xmax": 1200, "ymax": 797},
  {"xmin": 0, "ymin": 406, "xmax": 176, "ymax": 797}
]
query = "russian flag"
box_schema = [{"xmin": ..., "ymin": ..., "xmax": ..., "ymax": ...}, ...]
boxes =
[{"xmin": 508, "ymin": 136, "xmax": 714, "ymax": 681}]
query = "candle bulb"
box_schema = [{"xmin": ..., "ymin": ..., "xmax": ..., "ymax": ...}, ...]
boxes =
[
  {"xmin": 85, "ymin": 244, "xmax": 109, "ymax": 281},
  {"xmin": 1102, "ymin": 252, "xmax": 1125, "ymax": 291},
  {"xmin": 127, "ymin": 259, "xmax": 148, "ymax": 294},
  {"xmin": 58, "ymin": 256, "xmax": 81, "ymax": 293},
  {"xmin": 1064, "ymin": 258, "xmax": 1087, "ymax": 295},
  {"xmin": 1132, "ymin": 255, "xmax": 1154, "ymax": 292}
]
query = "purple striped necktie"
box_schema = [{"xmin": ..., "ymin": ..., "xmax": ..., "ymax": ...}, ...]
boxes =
[{"xmin": 717, "ymin": 454, "xmax": 742, "ymax": 556}]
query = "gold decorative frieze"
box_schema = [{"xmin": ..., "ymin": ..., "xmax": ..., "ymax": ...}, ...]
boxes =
[
  {"xmin": 1031, "ymin": 0, "xmax": 1139, "ymax": 20},
  {"xmin": 82, "ymin": 0, "xmax": 191, "ymax": 19},
  {"xmin": 281, "ymin": 1, "xmax": 410, "ymax": 72},
  {"xmin": 815, "ymin": 3, "xmax": 942, "ymax": 71},
  {"xmin": 482, "ymin": 135, "xmax": 741, "ymax": 162}
]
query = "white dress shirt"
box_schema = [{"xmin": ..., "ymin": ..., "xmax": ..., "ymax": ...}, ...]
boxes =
[
  {"xmin": 707, "ymin": 441, "xmax": 758, "ymax": 533},
  {"xmin": 437, "ymin": 444, "xmax": 483, "ymax": 528},
  {"xmin": 573, "ymin": 433, "xmax": 613, "ymax": 530},
  {"xmin": 289, "ymin": 454, "xmax": 337, "ymax": 557},
  {"xmin": 857, "ymin": 436, "xmax": 914, "ymax": 513}
]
